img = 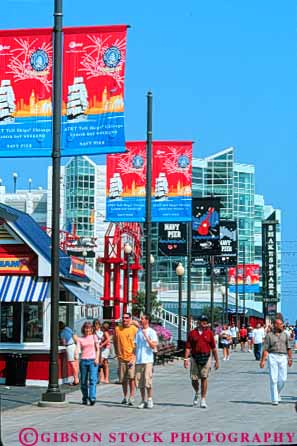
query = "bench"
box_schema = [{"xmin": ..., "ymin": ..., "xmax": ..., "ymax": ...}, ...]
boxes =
[{"xmin": 154, "ymin": 343, "xmax": 183, "ymax": 365}]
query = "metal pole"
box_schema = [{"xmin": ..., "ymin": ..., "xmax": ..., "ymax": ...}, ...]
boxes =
[
  {"xmin": 145, "ymin": 92, "xmax": 153, "ymax": 313},
  {"xmin": 178, "ymin": 274, "xmax": 182, "ymax": 345},
  {"xmin": 41, "ymin": 0, "xmax": 65, "ymax": 403},
  {"xmin": 126, "ymin": 253, "xmax": 130, "ymax": 312},
  {"xmin": 210, "ymin": 255, "xmax": 215, "ymax": 330},
  {"xmin": 225, "ymin": 267, "xmax": 229, "ymax": 325},
  {"xmin": 0, "ymin": 394, "xmax": 3, "ymax": 446},
  {"xmin": 235, "ymin": 236, "xmax": 239, "ymax": 328},
  {"xmin": 243, "ymin": 244, "xmax": 246, "ymax": 326},
  {"xmin": 186, "ymin": 221, "xmax": 192, "ymax": 334}
]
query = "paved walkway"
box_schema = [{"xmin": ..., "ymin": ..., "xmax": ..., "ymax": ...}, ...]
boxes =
[{"xmin": 2, "ymin": 351, "xmax": 297, "ymax": 446}]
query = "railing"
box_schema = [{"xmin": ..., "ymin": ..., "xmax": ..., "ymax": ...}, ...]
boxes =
[{"xmin": 155, "ymin": 307, "xmax": 196, "ymax": 332}]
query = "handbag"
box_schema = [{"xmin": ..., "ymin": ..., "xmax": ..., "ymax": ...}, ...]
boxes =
[{"xmin": 192, "ymin": 352, "xmax": 210, "ymax": 366}]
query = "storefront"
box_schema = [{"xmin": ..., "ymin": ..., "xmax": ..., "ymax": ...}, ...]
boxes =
[{"xmin": 0, "ymin": 203, "xmax": 101, "ymax": 386}]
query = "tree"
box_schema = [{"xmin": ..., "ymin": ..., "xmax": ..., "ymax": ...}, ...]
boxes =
[
  {"xmin": 132, "ymin": 290, "xmax": 162, "ymax": 317},
  {"xmin": 201, "ymin": 305, "xmax": 223, "ymax": 324}
]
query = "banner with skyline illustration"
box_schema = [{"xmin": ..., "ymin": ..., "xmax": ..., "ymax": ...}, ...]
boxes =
[
  {"xmin": 0, "ymin": 25, "xmax": 127, "ymax": 157},
  {"xmin": 228, "ymin": 264, "xmax": 260, "ymax": 293},
  {"xmin": 106, "ymin": 141, "xmax": 192, "ymax": 222}
]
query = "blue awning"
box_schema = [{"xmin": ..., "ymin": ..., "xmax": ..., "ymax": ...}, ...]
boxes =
[
  {"xmin": 61, "ymin": 281, "xmax": 99, "ymax": 306},
  {"xmin": 0, "ymin": 276, "xmax": 49, "ymax": 302}
]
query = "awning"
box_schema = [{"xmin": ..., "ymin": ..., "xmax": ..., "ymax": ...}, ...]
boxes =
[
  {"xmin": 61, "ymin": 280, "xmax": 100, "ymax": 306},
  {"xmin": 0, "ymin": 276, "xmax": 49, "ymax": 302}
]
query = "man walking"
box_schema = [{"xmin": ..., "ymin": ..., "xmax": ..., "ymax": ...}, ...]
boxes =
[
  {"xmin": 253, "ymin": 323, "xmax": 265, "ymax": 361},
  {"xmin": 260, "ymin": 318, "xmax": 293, "ymax": 405},
  {"xmin": 114, "ymin": 312, "xmax": 138, "ymax": 406},
  {"xmin": 184, "ymin": 315, "xmax": 219, "ymax": 408},
  {"xmin": 135, "ymin": 314, "xmax": 158, "ymax": 409},
  {"xmin": 229, "ymin": 322, "xmax": 239, "ymax": 351}
]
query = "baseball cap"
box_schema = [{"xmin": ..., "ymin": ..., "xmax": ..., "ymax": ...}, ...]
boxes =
[{"xmin": 199, "ymin": 315, "xmax": 208, "ymax": 322}]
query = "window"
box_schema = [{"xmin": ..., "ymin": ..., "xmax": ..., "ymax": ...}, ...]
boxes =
[
  {"xmin": 23, "ymin": 304, "xmax": 43, "ymax": 342},
  {"xmin": 0, "ymin": 303, "xmax": 44, "ymax": 343}
]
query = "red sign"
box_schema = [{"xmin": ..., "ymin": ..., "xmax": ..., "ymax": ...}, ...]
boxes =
[
  {"xmin": 0, "ymin": 254, "xmax": 37, "ymax": 275},
  {"xmin": 228, "ymin": 264, "xmax": 260, "ymax": 292},
  {"xmin": 70, "ymin": 256, "xmax": 86, "ymax": 278}
]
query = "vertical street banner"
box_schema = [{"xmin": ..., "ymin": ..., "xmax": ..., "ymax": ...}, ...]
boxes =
[
  {"xmin": 106, "ymin": 141, "xmax": 192, "ymax": 222},
  {"xmin": 192, "ymin": 197, "xmax": 221, "ymax": 256},
  {"xmin": 228, "ymin": 264, "xmax": 260, "ymax": 293},
  {"xmin": 62, "ymin": 25, "xmax": 128, "ymax": 156},
  {"xmin": 158, "ymin": 223, "xmax": 187, "ymax": 256},
  {"xmin": 106, "ymin": 142, "xmax": 146, "ymax": 222},
  {"xmin": 152, "ymin": 141, "xmax": 192, "ymax": 222},
  {"xmin": 0, "ymin": 28, "xmax": 53, "ymax": 157},
  {"xmin": 215, "ymin": 220, "xmax": 237, "ymax": 266},
  {"xmin": 0, "ymin": 25, "xmax": 128, "ymax": 158},
  {"xmin": 262, "ymin": 212, "xmax": 278, "ymax": 305}
]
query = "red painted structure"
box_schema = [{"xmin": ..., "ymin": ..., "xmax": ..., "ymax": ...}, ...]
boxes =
[{"xmin": 98, "ymin": 222, "xmax": 142, "ymax": 320}]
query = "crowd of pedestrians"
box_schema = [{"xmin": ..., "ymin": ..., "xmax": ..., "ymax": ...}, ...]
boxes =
[{"xmin": 59, "ymin": 314, "xmax": 296, "ymax": 410}]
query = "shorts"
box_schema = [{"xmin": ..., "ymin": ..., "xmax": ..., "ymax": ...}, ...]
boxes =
[
  {"xmin": 101, "ymin": 348, "xmax": 110, "ymax": 360},
  {"xmin": 66, "ymin": 344, "xmax": 76, "ymax": 362},
  {"xmin": 118, "ymin": 360, "xmax": 135, "ymax": 383},
  {"xmin": 232, "ymin": 337, "xmax": 238, "ymax": 345},
  {"xmin": 221, "ymin": 343, "xmax": 230, "ymax": 349},
  {"xmin": 135, "ymin": 363, "xmax": 153, "ymax": 389},
  {"xmin": 240, "ymin": 337, "xmax": 247, "ymax": 343},
  {"xmin": 190, "ymin": 357, "xmax": 211, "ymax": 380}
]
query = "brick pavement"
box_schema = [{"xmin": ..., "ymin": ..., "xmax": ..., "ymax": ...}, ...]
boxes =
[{"xmin": 1, "ymin": 351, "xmax": 297, "ymax": 446}]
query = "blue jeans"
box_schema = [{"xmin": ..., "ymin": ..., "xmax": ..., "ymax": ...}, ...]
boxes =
[
  {"xmin": 80, "ymin": 359, "xmax": 98, "ymax": 402},
  {"xmin": 254, "ymin": 343, "xmax": 262, "ymax": 361}
]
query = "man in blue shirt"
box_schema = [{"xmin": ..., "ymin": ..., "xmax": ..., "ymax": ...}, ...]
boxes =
[{"xmin": 135, "ymin": 314, "xmax": 158, "ymax": 409}]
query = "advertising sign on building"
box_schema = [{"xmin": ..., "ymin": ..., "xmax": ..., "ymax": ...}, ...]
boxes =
[
  {"xmin": 158, "ymin": 223, "xmax": 187, "ymax": 256},
  {"xmin": 215, "ymin": 220, "xmax": 237, "ymax": 266},
  {"xmin": 106, "ymin": 141, "xmax": 192, "ymax": 222},
  {"xmin": 228, "ymin": 264, "xmax": 260, "ymax": 293},
  {"xmin": 70, "ymin": 256, "xmax": 86, "ymax": 277},
  {"xmin": 192, "ymin": 197, "xmax": 221, "ymax": 256},
  {"xmin": 0, "ymin": 254, "xmax": 37, "ymax": 275},
  {"xmin": 262, "ymin": 212, "xmax": 278, "ymax": 305},
  {"xmin": 0, "ymin": 25, "xmax": 128, "ymax": 158}
]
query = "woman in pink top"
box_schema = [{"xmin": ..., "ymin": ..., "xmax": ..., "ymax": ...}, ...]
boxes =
[{"xmin": 75, "ymin": 321, "xmax": 100, "ymax": 405}]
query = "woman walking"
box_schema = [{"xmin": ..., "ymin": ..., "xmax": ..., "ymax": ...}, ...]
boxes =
[
  {"xmin": 220, "ymin": 324, "xmax": 232, "ymax": 360},
  {"xmin": 100, "ymin": 321, "xmax": 111, "ymax": 384},
  {"xmin": 75, "ymin": 321, "xmax": 100, "ymax": 405}
]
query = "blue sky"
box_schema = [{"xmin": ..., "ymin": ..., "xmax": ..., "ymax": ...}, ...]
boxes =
[{"xmin": 1, "ymin": 0, "xmax": 297, "ymax": 320}]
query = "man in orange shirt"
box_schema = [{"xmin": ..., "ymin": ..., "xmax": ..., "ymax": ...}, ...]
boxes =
[{"xmin": 114, "ymin": 312, "xmax": 138, "ymax": 406}]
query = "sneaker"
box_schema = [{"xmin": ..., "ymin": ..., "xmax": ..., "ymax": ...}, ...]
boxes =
[
  {"xmin": 193, "ymin": 393, "xmax": 199, "ymax": 406},
  {"xmin": 138, "ymin": 401, "xmax": 147, "ymax": 409},
  {"xmin": 82, "ymin": 399, "xmax": 88, "ymax": 405},
  {"xmin": 278, "ymin": 394, "xmax": 282, "ymax": 402},
  {"xmin": 127, "ymin": 398, "xmax": 135, "ymax": 406},
  {"xmin": 89, "ymin": 400, "xmax": 96, "ymax": 406},
  {"xmin": 272, "ymin": 401, "xmax": 279, "ymax": 406},
  {"xmin": 147, "ymin": 399, "xmax": 154, "ymax": 409},
  {"xmin": 200, "ymin": 399, "xmax": 208, "ymax": 408},
  {"xmin": 226, "ymin": 357, "xmax": 230, "ymax": 361},
  {"xmin": 121, "ymin": 397, "xmax": 128, "ymax": 404},
  {"xmin": 223, "ymin": 357, "xmax": 226, "ymax": 361}
]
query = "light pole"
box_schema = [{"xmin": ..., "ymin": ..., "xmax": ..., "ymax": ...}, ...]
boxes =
[
  {"xmin": 124, "ymin": 243, "xmax": 132, "ymax": 313},
  {"xmin": 28, "ymin": 178, "xmax": 32, "ymax": 192},
  {"xmin": 12, "ymin": 172, "xmax": 18, "ymax": 193},
  {"xmin": 220, "ymin": 285, "xmax": 226, "ymax": 324},
  {"xmin": 176, "ymin": 262, "xmax": 185, "ymax": 349},
  {"xmin": 242, "ymin": 243, "xmax": 246, "ymax": 326},
  {"xmin": 145, "ymin": 91, "xmax": 153, "ymax": 314}
]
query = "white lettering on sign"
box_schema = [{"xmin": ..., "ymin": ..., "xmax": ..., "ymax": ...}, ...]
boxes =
[{"xmin": 164, "ymin": 224, "xmax": 180, "ymax": 231}]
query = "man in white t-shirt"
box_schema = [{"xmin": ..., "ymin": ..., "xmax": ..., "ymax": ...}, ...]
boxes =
[
  {"xmin": 135, "ymin": 314, "xmax": 158, "ymax": 409},
  {"xmin": 229, "ymin": 322, "xmax": 239, "ymax": 350},
  {"xmin": 253, "ymin": 323, "xmax": 265, "ymax": 361}
]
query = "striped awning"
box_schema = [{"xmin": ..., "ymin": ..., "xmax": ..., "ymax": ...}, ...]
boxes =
[{"xmin": 0, "ymin": 276, "xmax": 50, "ymax": 303}]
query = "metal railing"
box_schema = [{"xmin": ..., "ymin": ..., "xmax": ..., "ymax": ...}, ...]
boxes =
[{"xmin": 155, "ymin": 307, "xmax": 196, "ymax": 332}]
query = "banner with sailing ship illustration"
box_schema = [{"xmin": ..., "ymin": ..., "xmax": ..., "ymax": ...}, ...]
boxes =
[
  {"xmin": 0, "ymin": 28, "xmax": 52, "ymax": 157},
  {"xmin": 152, "ymin": 141, "xmax": 192, "ymax": 222},
  {"xmin": 106, "ymin": 141, "xmax": 192, "ymax": 222},
  {"xmin": 0, "ymin": 26, "xmax": 127, "ymax": 157},
  {"xmin": 192, "ymin": 197, "xmax": 221, "ymax": 256},
  {"xmin": 62, "ymin": 25, "xmax": 127, "ymax": 156},
  {"xmin": 106, "ymin": 142, "xmax": 146, "ymax": 222}
]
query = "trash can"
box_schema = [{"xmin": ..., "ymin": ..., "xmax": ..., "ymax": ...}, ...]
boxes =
[{"xmin": 5, "ymin": 353, "xmax": 29, "ymax": 386}]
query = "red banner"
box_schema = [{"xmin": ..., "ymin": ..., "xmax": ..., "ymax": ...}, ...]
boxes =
[
  {"xmin": 106, "ymin": 141, "xmax": 192, "ymax": 222},
  {"xmin": 228, "ymin": 264, "xmax": 260, "ymax": 292}
]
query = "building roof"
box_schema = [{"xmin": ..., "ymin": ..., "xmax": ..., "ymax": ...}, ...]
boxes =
[{"xmin": 0, "ymin": 202, "xmax": 88, "ymax": 282}]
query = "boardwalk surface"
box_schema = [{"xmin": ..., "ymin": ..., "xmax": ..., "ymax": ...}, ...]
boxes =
[{"xmin": 1, "ymin": 351, "xmax": 297, "ymax": 445}]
